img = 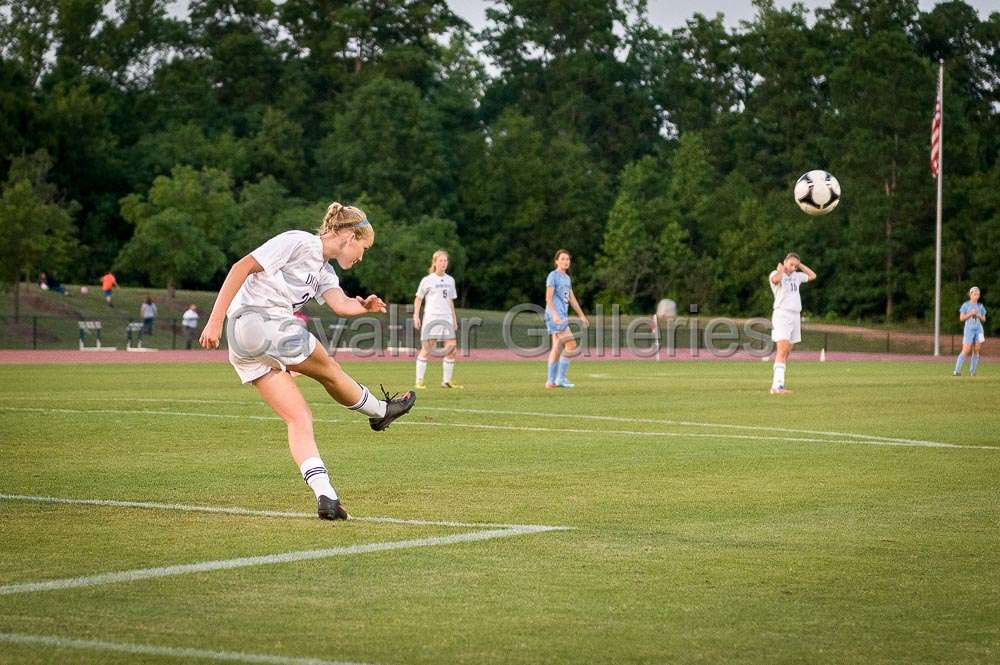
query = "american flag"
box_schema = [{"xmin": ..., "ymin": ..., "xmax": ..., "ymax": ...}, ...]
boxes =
[{"xmin": 930, "ymin": 67, "xmax": 942, "ymax": 178}]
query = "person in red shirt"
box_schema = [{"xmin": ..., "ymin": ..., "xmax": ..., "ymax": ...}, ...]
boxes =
[{"xmin": 101, "ymin": 272, "xmax": 118, "ymax": 307}]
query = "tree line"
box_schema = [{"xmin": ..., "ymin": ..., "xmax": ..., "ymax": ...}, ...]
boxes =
[{"xmin": 1, "ymin": 0, "xmax": 998, "ymax": 328}]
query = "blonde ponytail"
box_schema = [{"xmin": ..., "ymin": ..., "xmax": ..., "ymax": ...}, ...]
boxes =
[{"xmin": 317, "ymin": 202, "xmax": 374, "ymax": 243}]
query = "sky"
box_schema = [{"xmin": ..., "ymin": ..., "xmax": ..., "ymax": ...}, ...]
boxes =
[
  {"xmin": 166, "ymin": 1, "xmax": 995, "ymax": 30},
  {"xmin": 448, "ymin": 0, "xmax": 995, "ymax": 31}
]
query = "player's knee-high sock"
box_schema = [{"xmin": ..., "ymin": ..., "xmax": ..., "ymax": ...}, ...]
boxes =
[
  {"xmin": 300, "ymin": 456, "xmax": 337, "ymax": 500},
  {"xmin": 970, "ymin": 353, "xmax": 980, "ymax": 375},
  {"xmin": 954, "ymin": 353, "xmax": 966, "ymax": 373},
  {"xmin": 346, "ymin": 382, "xmax": 387, "ymax": 418},
  {"xmin": 557, "ymin": 358, "xmax": 570, "ymax": 382},
  {"xmin": 443, "ymin": 358, "xmax": 455, "ymax": 383},
  {"xmin": 547, "ymin": 362, "xmax": 558, "ymax": 385},
  {"xmin": 772, "ymin": 362, "xmax": 786, "ymax": 389},
  {"xmin": 416, "ymin": 357, "xmax": 428, "ymax": 383}
]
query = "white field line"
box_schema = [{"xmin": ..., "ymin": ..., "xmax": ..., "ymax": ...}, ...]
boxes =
[
  {"xmin": 416, "ymin": 406, "xmax": 958, "ymax": 448},
  {"xmin": 0, "ymin": 493, "xmax": 563, "ymax": 531},
  {"xmin": 1, "ymin": 405, "xmax": 993, "ymax": 451},
  {"xmin": 0, "ymin": 526, "xmax": 552, "ymax": 596},
  {"xmin": 0, "ymin": 631, "xmax": 371, "ymax": 665},
  {"xmin": 3, "ymin": 395, "xmax": 960, "ymax": 448}
]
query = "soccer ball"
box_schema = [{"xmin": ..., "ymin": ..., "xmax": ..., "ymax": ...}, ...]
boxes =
[
  {"xmin": 794, "ymin": 170, "xmax": 841, "ymax": 216},
  {"xmin": 80, "ymin": 286, "xmax": 89, "ymax": 295}
]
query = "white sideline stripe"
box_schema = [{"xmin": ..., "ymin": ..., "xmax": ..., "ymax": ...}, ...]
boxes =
[
  {"xmin": 0, "ymin": 631, "xmax": 371, "ymax": 665},
  {"xmin": 0, "ymin": 526, "xmax": 556, "ymax": 596},
  {"xmin": 1, "ymin": 406, "xmax": 993, "ymax": 450},
  {"xmin": 0, "ymin": 494, "xmax": 563, "ymax": 531},
  {"xmin": 4, "ymin": 396, "xmax": 956, "ymax": 447},
  {"xmin": 417, "ymin": 406, "xmax": 958, "ymax": 448}
]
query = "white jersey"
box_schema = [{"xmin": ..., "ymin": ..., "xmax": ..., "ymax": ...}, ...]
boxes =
[
  {"xmin": 770, "ymin": 270, "xmax": 809, "ymax": 313},
  {"xmin": 228, "ymin": 231, "xmax": 340, "ymax": 317},
  {"xmin": 181, "ymin": 309, "xmax": 199, "ymax": 328},
  {"xmin": 416, "ymin": 273, "xmax": 457, "ymax": 325}
]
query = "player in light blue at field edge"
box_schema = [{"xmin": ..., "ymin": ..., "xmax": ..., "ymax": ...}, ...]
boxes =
[
  {"xmin": 545, "ymin": 249, "xmax": 589, "ymax": 388},
  {"xmin": 954, "ymin": 286, "xmax": 986, "ymax": 376}
]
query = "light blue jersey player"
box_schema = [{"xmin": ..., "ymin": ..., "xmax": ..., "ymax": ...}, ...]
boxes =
[
  {"xmin": 544, "ymin": 249, "xmax": 589, "ymax": 388},
  {"xmin": 954, "ymin": 286, "xmax": 986, "ymax": 376}
]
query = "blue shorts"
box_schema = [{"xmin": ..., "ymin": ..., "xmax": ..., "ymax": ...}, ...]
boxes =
[
  {"xmin": 545, "ymin": 316, "xmax": 569, "ymax": 335},
  {"xmin": 103, "ymin": 289, "xmax": 113, "ymax": 298},
  {"xmin": 963, "ymin": 329, "xmax": 985, "ymax": 344}
]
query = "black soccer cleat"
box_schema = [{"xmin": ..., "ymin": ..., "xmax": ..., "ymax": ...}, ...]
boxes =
[
  {"xmin": 317, "ymin": 495, "xmax": 350, "ymax": 520},
  {"xmin": 369, "ymin": 385, "xmax": 417, "ymax": 432}
]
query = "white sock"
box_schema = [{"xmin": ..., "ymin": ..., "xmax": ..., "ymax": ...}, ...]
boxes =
[
  {"xmin": 772, "ymin": 362, "xmax": 786, "ymax": 389},
  {"xmin": 416, "ymin": 357, "xmax": 428, "ymax": 383},
  {"xmin": 347, "ymin": 383, "xmax": 387, "ymax": 418},
  {"xmin": 443, "ymin": 359, "xmax": 455, "ymax": 384},
  {"xmin": 299, "ymin": 456, "xmax": 337, "ymax": 500}
]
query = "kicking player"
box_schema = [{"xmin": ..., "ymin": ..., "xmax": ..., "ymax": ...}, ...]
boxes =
[
  {"xmin": 413, "ymin": 249, "xmax": 462, "ymax": 389},
  {"xmin": 769, "ymin": 252, "xmax": 816, "ymax": 394},
  {"xmin": 545, "ymin": 249, "xmax": 589, "ymax": 388},
  {"xmin": 954, "ymin": 286, "xmax": 986, "ymax": 376},
  {"xmin": 200, "ymin": 202, "xmax": 416, "ymax": 521}
]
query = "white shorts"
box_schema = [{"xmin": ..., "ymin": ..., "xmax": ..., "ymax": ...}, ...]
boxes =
[
  {"xmin": 420, "ymin": 318, "xmax": 456, "ymax": 343},
  {"xmin": 227, "ymin": 311, "xmax": 317, "ymax": 384},
  {"xmin": 771, "ymin": 309, "xmax": 801, "ymax": 344}
]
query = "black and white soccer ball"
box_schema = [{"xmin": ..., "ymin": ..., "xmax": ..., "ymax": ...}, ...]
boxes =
[{"xmin": 794, "ymin": 170, "xmax": 841, "ymax": 216}]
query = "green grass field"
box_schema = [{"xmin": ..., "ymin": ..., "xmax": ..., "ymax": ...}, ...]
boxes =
[{"xmin": 1, "ymin": 359, "xmax": 998, "ymax": 664}]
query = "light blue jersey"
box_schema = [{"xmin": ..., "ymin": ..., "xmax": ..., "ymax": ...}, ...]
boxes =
[
  {"xmin": 961, "ymin": 301, "xmax": 986, "ymax": 343},
  {"xmin": 545, "ymin": 269, "xmax": 572, "ymax": 334}
]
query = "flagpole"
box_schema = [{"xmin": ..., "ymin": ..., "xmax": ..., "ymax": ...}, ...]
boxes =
[{"xmin": 933, "ymin": 60, "xmax": 944, "ymax": 356}]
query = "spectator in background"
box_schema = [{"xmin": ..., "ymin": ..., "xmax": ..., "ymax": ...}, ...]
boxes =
[
  {"xmin": 182, "ymin": 304, "xmax": 199, "ymax": 350},
  {"xmin": 101, "ymin": 271, "xmax": 118, "ymax": 307},
  {"xmin": 141, "ymin": 296, "xmax": 157, "ymax": 335},
  {"xmin": 38, "ymin": 272, "xmax": 66, "ymax": 295}
]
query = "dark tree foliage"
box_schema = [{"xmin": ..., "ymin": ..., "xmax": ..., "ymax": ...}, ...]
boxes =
[{"xmin": 1, "ymin": 0, "xmax": 996, "ymax": 329}]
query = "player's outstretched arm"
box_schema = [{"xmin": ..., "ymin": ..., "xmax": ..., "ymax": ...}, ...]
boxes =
[
  {"xmin": 770, "ymin": 264, "xmax": 783, "ymax": 284},
  {"xmin": 798, "ymin": 263, "xmax": 817, "ymax": 281},
  {"xmin": 200, "ymin": 255, "xmax": 263, "ymax": 349},
  {"xmin": 546, "ymin": 286, "xmax": 560, "ymax": 324},
  {"xmin": 322, "ymin": 287, "xmax": 386, "ymax": 317},
  {"xmin": 413, "ymin": 295, "xmax": 423, "ymax": 329}
]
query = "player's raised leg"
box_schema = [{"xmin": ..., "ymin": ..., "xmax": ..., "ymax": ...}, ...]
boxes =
[
  {"xmin": 253, "ymin": 369, "xmax": 349, "ymax": 520},
  {"xmin": 290, "ymin": 345, "xmax": 415, "ymax": 431}
]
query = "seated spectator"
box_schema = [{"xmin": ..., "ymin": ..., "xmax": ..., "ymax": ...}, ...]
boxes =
[{"xmin": 38, "ymin": 271, "xmax": 67, "ymax": 294}]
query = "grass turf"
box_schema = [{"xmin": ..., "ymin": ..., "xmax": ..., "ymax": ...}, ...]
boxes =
[{"xmin": 0, "ymin": 359, "xmax": 998, "ymax": 664}]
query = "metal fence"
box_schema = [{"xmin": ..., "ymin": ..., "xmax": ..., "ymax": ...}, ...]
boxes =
[{"xmin": 0, "ymin": 311, "xmax": 987, "ymax": 357}]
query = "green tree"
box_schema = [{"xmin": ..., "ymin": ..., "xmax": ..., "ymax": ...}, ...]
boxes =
[
  {"xmin": 232, "ymin": 177, "xmax": 326, "ymax": 258},
  {"xmin": 595, "ymin": 156, "xmax": 672, "ymax": 310},
  {"xmin": 0, "ymin": 151, "xmax": 77, "ymax": 320},
  {"xmin": 249, "ymin": 108, "xmax": 307, "ymax": 194},
  {"xmin": 828, "ymin": 26, "xmax": 935, "ymax": 319},
  {"xmin": 349, "ymin": 199, "xmax": 466, "ymax": 306},
  {"xmin": 114, "ymin": 166, "xmax": 238, "ymax": 294},
  {"xmin": 317, "ymin": 77, "xmax": 451, "ymax": 218},
  {"xmin": 114, "ymin": 209, "xmax": 227, "ymax": 298},
  {"xmin": 459, "ymin": 110, "xmax": 609, "ymax": 308}
]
